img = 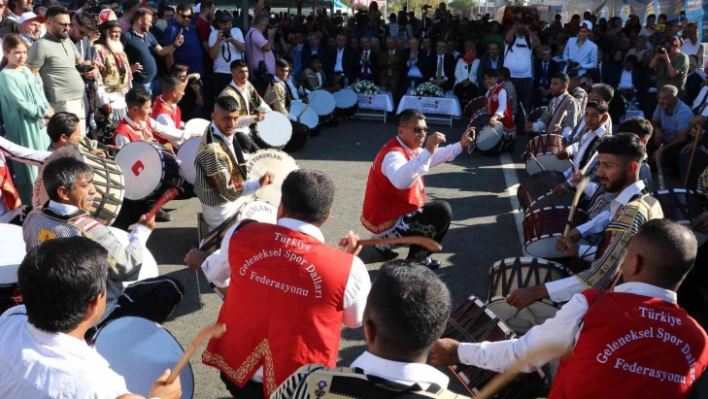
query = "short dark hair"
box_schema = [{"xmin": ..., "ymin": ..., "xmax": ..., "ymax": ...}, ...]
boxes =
[
  {"xmin": 19, "ymin": 237, "xmax": 108, "ymax": 334},
  {"xmin": 175, "ymin": 3, "xmax": 191, "ymax": 13},
  {"xmin": 199, "ymin": 0, "xmax": 213, "ymax": 13},
  {"xmin": 43, "ymin": 157, "xmax": 94, "ymax": 202},
  {"xmin": 125, "ymin": 88, "xmax": 152, "ymax": 109},
  {"xmin": 484, "ymin": 68, "xmax": 499, "ymax": 78},
  {"xmin": 367, "ymin": 260, "xmax": 451, "ymax": 356},
  {"xmin": 399, "ymin": 109, "xmax": 425, "ymax": 126},
  {"xmin": 230, "ymin": 59, "xmax": 248, "ymax": 70},
  {"xmin": 169, "ymin": 63, "xmax": 189, "ymax": 75},
  {"xmin": 500, "ymin": 67, "xmax": 510, "ymax": 80},
  {"xmin": 309, "ymin": 54, "xmax": 321, "ymax": 65},
  {"xmin": 552, "ymin": 72, "xmax": 570, "ymax": 84},
  {"xmin": 618, "ymin": 117, "xmax": 653, "ymax": 140},
  {"xmin": 596, "ymin": 132, "xmax": 645, "ymax": 164},
  {"xmin": 487, "ymin": 41, "xmax": 499, "ymax": 50},
  {"xmin": 591, "ymin": 83, "xmax": 614, "ymax": 102},
  {"xmin": 47, "ymin": 112, "xmax": 80, "ymax": 143},
  {"xmin": 162, "ymin": 75, "xmax": 186, "ymax": 91},
  {"xmin": 585, "ymin": 100, "xmax": 608, "ymax": 114},
  {"xmin": 215, "ymin": 95, "xmax": 240, "ymax": 112},
  {"xmin": 122, "ymin": 0, "xmax": 138, "ymax": 13},
  {"xmin": 73, "ymin": 11, "xmax": 97, "ymax": 30},
  {"xmin": 134, "ymin": 7, "xmax": 153, "ymax": 21},
  {"xmin": 45, "ymin": 5, "xmax": 70, "ymax": 20},
  {"xmin": 281, "ymin": 169, "xmax": 334, "ymax": 224},
  {"xmin": 633, "ymin": 219, "xmax": 697, "ymax": 289},
  {"xmin": 275, "ymin": 59, "xmax": 291, "ymax": 69}
]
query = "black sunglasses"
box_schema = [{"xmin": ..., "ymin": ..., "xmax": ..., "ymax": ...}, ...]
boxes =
[
  {"xmin": 401, "ymin": 126, "xmax": 429, "ymax": 134},
  {"xmin": 178, "ymin": 13, "xmax": 192, "ymax": 19}
]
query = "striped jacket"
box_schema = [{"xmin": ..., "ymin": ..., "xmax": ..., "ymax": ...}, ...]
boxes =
[
  {"xmin": 538, "ymin": 93, "xmax": 580, "ymax": 134},
  {"xmin": 193, "ymin": 125, "xmax": 247, "ymax": 207},
  {"xmin": 219, "ymin": 81, "xmax": 271, "ymax": 134}
]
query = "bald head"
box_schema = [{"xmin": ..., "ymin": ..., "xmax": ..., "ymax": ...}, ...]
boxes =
[{"xmin": 622, "ymin": 219, "xmax": 697, "ymax": 290}]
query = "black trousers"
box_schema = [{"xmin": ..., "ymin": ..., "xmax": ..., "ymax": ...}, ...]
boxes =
[
  {"xmin": 213, "ymin": 73, "xmax": 233, "ymax": 99},
  {"xmin": 236, "ymin": 131, "xmax": 262, "ymax": 153},
  {"xmin": 400, "ymin": 200, "xmax": 452, "ymax": 261},
  {"xmin": 221, "ymin": 373, "xmax": 266, "ymax": 399},
  {"xmin": 510, "ymin": 77, "xmax": 533, "ymax": 113}
]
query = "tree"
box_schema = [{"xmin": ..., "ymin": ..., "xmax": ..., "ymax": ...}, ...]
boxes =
[{"xmin": 448, "ymin": 0, "xmax": 478, "ymax": 19}]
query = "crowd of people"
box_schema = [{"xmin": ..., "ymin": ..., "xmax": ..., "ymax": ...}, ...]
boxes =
[{"xmin": 1, "ymin": 1, "xmax": 708, "ymax": 399}]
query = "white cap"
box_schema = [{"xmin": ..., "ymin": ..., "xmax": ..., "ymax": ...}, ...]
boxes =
[
  {"xmin": 195, "ymin": 3, "xmax": 201, "ymax": 12},
  {"xmin": 580, "ymin": 20, "xmax": 593, "ymax": 31},
  {"xmin": 19, "ymin": 12, "xmax": 42, "ymax": 24}
]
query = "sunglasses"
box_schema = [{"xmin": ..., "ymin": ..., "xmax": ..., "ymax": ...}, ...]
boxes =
[
  {"xmin": 402, "ymin": 126, "xmax": 429, "ymax": 134},
  {"xmin": 178, "ymin": 13, "xmax": 192, "ymax": 19},
  {"xmin": 50, "ymin": 20, "xmax": 72, "ymax": 28}
]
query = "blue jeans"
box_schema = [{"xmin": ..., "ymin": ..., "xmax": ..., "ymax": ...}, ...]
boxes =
[{"xmin": 132, "ymin": 81, "xmax": 152, "ymax": 95}]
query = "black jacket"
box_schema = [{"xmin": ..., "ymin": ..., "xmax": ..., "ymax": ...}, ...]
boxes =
[
  {"xmin": 533, "ymin": 59, "xmax": 560, "ymax": 88},
  {"xmin": 425, "ymin": 52, "xmax": 456, "ymax": 90},
  {"xmin": 300, "ymin": 46, "xmax": 330, "ymax": 74},
  {"xmin": 476, "ymin": 54, "xmax": 505, "ymax": 88},
  {"xmin": 326, "ymin": 47, "xmax": 355, "ymax": 82}
]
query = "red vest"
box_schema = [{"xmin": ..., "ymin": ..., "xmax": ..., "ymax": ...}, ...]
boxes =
[
  {"xmin": 202, "ymin": 222, "xmax": 353, "ymax": 397},
  {"xmin": 150, "ymin": 95, "xmax": 182, "ymax": 146},
  {"xmin": 550, "ymin": 289, "xmax": 708, "ymax": 399},
  {"xmin": 361, "ymin": 137, "xmax": 426, "ymax": 234},
  {"xmin": 484, "ymin": 84, "xmax": 515, "ymax": 130},
  {"xmin": 113, "ymin": 118, "xmax": 155, "ymax": 145},
  {"xmin": 0, "ymin": 155, "xmax": 21, "ymax": 211}
]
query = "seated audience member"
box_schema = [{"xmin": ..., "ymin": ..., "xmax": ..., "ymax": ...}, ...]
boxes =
[
  {"xmin": 271, "ymin": 260, "xmax": 458, "ymax": 399},
  {"xmin": 432, "ymin": 219, "xmax": 708, "ymax": 399},
  {"xmin": 533, "ymin": 45, "xmax": 560, "ymax": 107},
  {"xmin": 476, "ymin": 42, "xmax": 504, "ymax": 87},
  {"xmin": 355, "ymin": 36, "xmax": 378, "ymax": 82},
  {"xmin": 425, "ymin": 40, "xmax": 455, "ymax": 91},
  {"xmin": 650, "ymin": 84, "xmax": 692, "ymax": 171},
  {"xmin": 617, "ymin": 55, "xmax": 643, "ymax": 103},
  {"xmin": 686, "ymin": 55, "xmax": 704, "ymax": 106},
  {"xmin": 453, "ymin": 40, "xmax": 480, "ymax": 104},
  {"xmin": 0, "ymin": 237, "xmax": 182, "ymax": 398},
  {"xmin": 327, "ymin": 33, "xmax": 354, "ymax": 87},
  {"xmin": 301, "ymin": 54, "xmax": 340, "ymax": 94},
  {"xmin": 401, "ymin": 37, "xmax": 426, "ymax": 89},
  {"xmin": 377, "ymin": 36, "xmax": 403, "ymax": 95},
  {"xmin": 114, "ymin": 88, "xmax": 189, "ymax": 149}
]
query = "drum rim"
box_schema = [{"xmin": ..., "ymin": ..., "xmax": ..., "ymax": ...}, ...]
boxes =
[
  {"xmin": 491, "ymin": 256, "xmax": 566, "ymax": 270},
  {"xmin": 94, "ymin": 316, "xmax": 195, "ymax": 399},
  {"xmin": 652, "ymin": 188, "xmax": 693, "ymax": 195},
  {"xmin": 256, "ymin": 112, "xmax": 293, "ymax": 147},
  {"xmin": 234, "ymin": 199, "xmax": 279, "ymax": 221},
  {"xmin": 115, "ymin": 142, "xmax": 174, "ymax": 201},
  {"xmin": 526, "ymin": 191, "xmax": 575, "ymax": 214},
  {"xmin": 488, "ymin": 295, "xmax": 558, "ymax": 309},
  {"xmin": 84, "ymin": 152, "xmax": 125, "ymax": 227}
]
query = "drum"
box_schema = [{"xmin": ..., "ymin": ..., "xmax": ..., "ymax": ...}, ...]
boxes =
[
  {"xmin": 307, "ymin": 90, "xmax": 336, "ymax": 124},
  {"xmin": 176, "ymin": 136, "xmax": 201, "ymax": 185},
  {"xmin": 0, "ymin": 224, "xmax": 25, "ymax": 312},
  {"xmin": 254, "ymin": 112, "xmax": 293, "ymax": 149},
  {"xmin": 33, "ymin": 146, "xmax": 125, "ymax": 226},
  {"xmin": 108, "ymin": 226, "xmax": 159, "ymax": 288},
  {"xmin": 470, "ymin": 113, "xmax": 505, "ymax": 154},
  {"xmin": 199, "ymin": 196, "xmax": 279, "ymax": 254},
  {"xmin": 115, "ymin": 141, "xmax": 182, "ymax": 201},
  {"xmin": 443, "ymin": 295, "xmax": 546, "ymax": 397},
  {"xmin": 289, "ymin": 102, "xmax": 319, "ymax": 130},
  {"xmin": 487, "ymin": 296, "xmax": 562, "ymax": 336},
  {"xmin": 524, "ymin": 134, "xmax": 571, "ymax": 175},
  {"xmin": 93, "ymin": 316, "xmax": 194, "ymax": 399},
  {"xmin": 652, "ymin": 189, "xmax": 708, "ymax": 246},
  {"xmin": 246, "ymin": 149, "xmax": 299, "ymax": 206},
  {"xmin": 332, "ymin": 89, "xmax": 359, "ymax": 118},
  {"xmin": 527, "ymin": 190, "xmax": 575, "ymax": 213},
  {"xmin": 517, "ymin": 171, "xmax": 567, "ymax": 212},
  {"xmin": 523, "ymin": 206, "xmax": 588, "ymax": 258},
  {"xmin": 282, "ymin": 121, "xmax": 309, "ymax": 153},
  {"xmin": 184, "ymin": 118, "xmax": 211, "ymax": 136},
  {"xmin": 527, "ymin": 107, "xmax": 547, "ymax": 136},
  {"xmin": 462, "ymin": 96, "xmax": 485, "ymax": 120}
]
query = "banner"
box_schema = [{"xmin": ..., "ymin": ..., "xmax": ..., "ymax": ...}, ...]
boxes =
[{"xmin": 351, "ymin": 0, "xmax": 386, "ymax": 11}]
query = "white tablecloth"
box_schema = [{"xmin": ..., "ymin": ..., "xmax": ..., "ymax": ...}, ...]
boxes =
[
  {"xmin": 396, "ymin": 92, "xmax": 462, "ymax": 116},
  {"xmin": 357, "ymin": 92, "xmax": 394, "ymax": 112}
]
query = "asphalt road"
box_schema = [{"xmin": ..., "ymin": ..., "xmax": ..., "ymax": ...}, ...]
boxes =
[{"xmin": 147, "ymin": 116, "xmax": 544, "ymax": 399}]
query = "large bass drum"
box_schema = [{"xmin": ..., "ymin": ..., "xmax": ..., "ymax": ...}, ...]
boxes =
[
  {"xmin": 254, "ymin": 112, "xmax": 293, "ymax": 149},
  {"xmin": 0, "ymin": 224, "xmax": 25, "ymax": 313},
  {"xmin": 108, "ymin": 226, "xmax": 159, "ymax": 288},
  {"xmin": 524, "ymin": 134, "xmax": 571, "ymax": 175},
  {"xmin": 115, "ymin": 141, "xmax": 181, "ymax": 201},
  {"xmin": 523, "ymin": 206, "xmax": 588, "ymax": 258},
  {"xmin": 333, "ymin": 89, "xmax": 359, "ymax": 119},
  {"xmin": 307, "ymin": 90, "xmax": 336, "ymax": 124},
  {"xmin": 462, "ymin": 96, "xmax": 485, "ymax": 120},
  {"xmin": 288, "ymin": 102, "xmax": 319, "ymax": 130},
  {"xmin": 246, "ymin": 149, "xmax": 299, "ymax": 207},
  {"xmin": 517, "ymin": 171, "xmax": 567, "ymax": 213}
]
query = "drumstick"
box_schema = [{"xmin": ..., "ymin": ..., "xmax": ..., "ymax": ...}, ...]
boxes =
[
  {"xmin": 144, "ymin": 187, "xmax": 179, "ymax": 220},
  {"xmin": 298, "ymin": 93, "xmax": 318, "ymax": 119},
  {"xmin": 528, "ymin": 152, "xmax": 545, "ymax": 171},
  {"xmin": 683, "ymin": 126, "xmax": 703, "ymax": 188},
  {"xmin": 563, "ymin": 177, "xmax": 590, "ymax": 237},
  {"xmin": 657, "ymin": 143, "xmax": 666, "ymax": 191},
  {"xmin": 165, "ymin": 324, "xmax": 226, "ymax": 385},
  {"xmin": 358, "ymin": 237, "xmax": 442, "ymax": 252},
  {"xmin": 556, "ymin": 110, "xmax": 568, "ymax": 130}
]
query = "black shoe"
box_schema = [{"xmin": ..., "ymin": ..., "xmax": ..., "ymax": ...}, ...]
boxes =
[
  {"xmin": 421, "ymin": 257, "xmax": 441, "ymax": 270},
  {"xmin": 156, "ymin": 209, "xmax": 171, "ymax": 222}
]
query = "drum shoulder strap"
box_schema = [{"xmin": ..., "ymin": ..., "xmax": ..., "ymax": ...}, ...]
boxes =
[{"xmin": 207, "ymin": 126, "xmax": 247, "ymax": 179}]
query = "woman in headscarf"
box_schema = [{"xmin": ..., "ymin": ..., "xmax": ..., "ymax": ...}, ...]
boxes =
[{"xmin": 453, "ymin": 40, "xmax": 480, "ymax": 105}]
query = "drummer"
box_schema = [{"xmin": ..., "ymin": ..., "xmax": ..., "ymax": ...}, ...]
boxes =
[
  {"xmin": 360, "ymin": 109, "xmax": 473, "ymax": 270},
  {"xmin": 0, "ymin": 135, "xmax": 51, "ymax": 224},
  {"xmin": 151, "ymin": 75, "xmax": 188, "ymax": 133},
  {"xmin": 0, "ymin": 237, "xmax": 182, "ymax": 399},
  {"xmin": 507, "ymin": 134, "xmax": 663, "ymax": 308},
  {"xmin": 568, "ymin": 83, "xmax": 616, "ymax": 142},
  {"xmin": 193, "ymin": 96, "xmax": 273, "ymax": 232},
  {"xmin": 22, "ymin": 157, "xmax": 184, "ymax": 328},
  {"xmin": 302, "ymin": 55, "xmax": 341, "ymax": 94},
  {"xmin": 524, "ymin": 73, "xmax": 580, "ymax": 138},
  {"xmin": 219, "ymin": 59, "xmax": 271, "ymax": 153},
  {"xmin": 482, "ymin": 69, "xmax": 516, "ymax": 152},
  {"xmin": 263, "ymin": 59, "xmax": 310, "ymax": 150},
  {"xmin": 46, "ymin": 112, "xmax": 107, "ymax": 158},
  {"xmin": 430, "ymin": 220, "xmax": 708, "ymax": 399}
]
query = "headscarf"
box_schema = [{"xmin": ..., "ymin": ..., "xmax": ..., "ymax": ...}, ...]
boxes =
[{"xmin": 462, "ymin": 43, "xmax": 476, "ymax": 64}]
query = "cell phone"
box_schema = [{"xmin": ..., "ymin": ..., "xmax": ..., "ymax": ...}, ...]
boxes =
[{"xmin": 680, "ymin": 11, "xmax": 686, "ymax": 19}]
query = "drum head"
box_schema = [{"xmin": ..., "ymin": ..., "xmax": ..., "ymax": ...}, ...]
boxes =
[
  {"xmin": 177, "ymin": 137, "xmax": 202, "ymax": 184},
  {"xmin": 115, "ymin": 142, "xmax": 167, "ymax": 200},
  {"xmin": 108, "ymin": 226, "xmax": 158, "ymax": 288},
  {"xmin": 94, "ymin": 317, "xmax": 194, "ymax": 399},
  {"xmin": 307, "ymin": 90, "xmax": 336, "ymax": 116},
  {"xmin": 462, "ymin": 96, "xmax": 485, "ymax": 120},
  {"xmin": 289, "ymin": 102, "xmax": 319, "ymax": 129},
  {"xmin": 526, "ymin": 154, "xmax": 572, "ymax": 175},
  {"xmin": 235, "ymin": 199, "xmax": 279, "ymax": 224},
  {"xmin": 527, "ymin": 191, "xmax": 574, "ymax": 213},
  {"xmin": 487, "ymin": 296, "xmax": 559, "ymax": 335},
  {"xmin": 184, "ymin": 118, "xmax": 211, "ymax": 136},
  {"xmin": 256, "ymin": 112, "xmax": 293, "ymax": 148},
  {"xmin": 528, "ymin": 107, "xmax": 547, "ymax": 123},
  {"xmin": 487, "ymin": 257, "xmax": 572, "ymax": 301},
  {"xmin": 517, "ymin": 171, "xmax": 567, "ymax": 212},
  {"xmin": 246, "ymin": 150, "xmax": 299, "ymax": 206},
  {"xmin": 333, "ymin": 89, "xmax": 358, "ymax": 108},
  {"xmin": 524, "ymin": 206, "xmax": 587, "ymax": 258},
  {"xmin": 477, "ymin": 124, "xmax": 504, "ymax": 151},
  {"xmin": 0, "ymin": 224, "xmax": 24, "ymax": 285}
]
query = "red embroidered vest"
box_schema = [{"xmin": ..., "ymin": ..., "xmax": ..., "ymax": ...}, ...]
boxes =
[
  {"xmin": 113, "ymin": 118, "xmax": 155, "ymax": 145},
  {"xmin": 150, "ymin": 95, "xmax": 182, "ymax": 146},
  {"xmin": 361, "ymin": 137, "xmax": 426, "ymax": 234},
  {"xmin": 202, "ymin": 222, "xmax": 353, "ymax": 397},
  {"xmin": 484, "ymin": 85, "xmax": 515, "ymax": 130},
  {"xmin": 550, "ymin": 289, "xmax": 708, "ymax": 399},
  {"xmin": 0, "ymin": 155, "xmax": 21, "ymax": 211}
]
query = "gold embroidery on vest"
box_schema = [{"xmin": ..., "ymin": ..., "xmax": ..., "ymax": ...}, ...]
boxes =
[{"xmin": 203, "ymin": 338, "xmax": 277, "ymax": 395}]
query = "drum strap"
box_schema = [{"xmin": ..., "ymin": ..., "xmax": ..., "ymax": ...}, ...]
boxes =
[
  {"xmin": 577, "ymin": 136, "xmax": 600, "ymax": 170},
  {"xmin": 549, "ymin": 95, "xmax": 571, "ymax": 126}
]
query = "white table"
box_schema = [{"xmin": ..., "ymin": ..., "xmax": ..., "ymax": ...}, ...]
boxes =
[
  {"xmin": 354, "ymin": 91, "xmax": 394, "ymax": 123},
  {"xmin": 396, "ymin": 91, "xmax": 461, "ymax": 127}
]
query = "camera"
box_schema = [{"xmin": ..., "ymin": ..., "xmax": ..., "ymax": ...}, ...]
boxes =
[
  {"xmin": 222, "ymin": 29, "xmax": 232, "ymax": 39},
  {"xmin": 76, "ymin": 64, "xmax": 93, "ymax": 73},
  {"xmin": 658, "ymin": 47, "xmax": 667, "ymax": 54},
  {"xmin": 188, "ymin": 77, "xmax": 203, "ymax": 86}
]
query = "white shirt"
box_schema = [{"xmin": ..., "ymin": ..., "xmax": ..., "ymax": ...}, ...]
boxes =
[
  {"xmin": 457, "ymin": 282, "xmax": 677, "ymax": 373},
  {"xmin": 382, "ymin": 137, "xmax": 463, "ymax": 190},
  {"xmin": 562, "ymin": 37, "xmax": 598, "ymax": 76},
  {"xmin": 504, "ymin": 37, "xmax": 533, "ymax": 78},
  {"xmin": 431, "ymin": 53, "xmax": 448, "ymax": 81},
  {"xmin": 230, "ymin": 81, "xmax": 272, "ymax": 134},
  {"xmin": 545, "ymin": 180, "xmax": 646, "ymax": 302},
  {"xmin": 533, "ymin": 93, "xmax": 573, "ymax": 137},
  {"xmin": 454, "ymin": 58, "xmax": 480, "ymax": 87},
  {"xmin": 485, "ymin": 84, "xmax": 508, "ymax": 118},
  {"xmin": 563, "ymin": 126, "xmax": 607, "ymax": 184},
  {"xmin": 334, "ymin": 47, "xmax": 345, "ymax": 73},
  {"xmin": 350, "ymin": 351, "xmax": 450, "ymax": 390},
  {"xmin": 154, "ymin": 97, "xmax": 186, "ymax": 132},
  {"xmin": 360, "ymin": 50, "xmax": 372, "ymax": 74},
  {"xmin": 200, "ymin": 217, "xmax": 371, "ymax": 383},
  {"xmin": 681, "ymin": 39, "xmax": 702, "ymax": 58},
  {"xmin": 0, "ymin": 306, "xmax": 130, "ymax": 399},
  {"xmin": 114, "ymin": 116, "xmax": 188, "ymax": 148},
  {"xmin": 618, "ymin": 69, "xmax": 634, "ymax": 89},
  {"xmin": 406, "ymin": 51, "xmax": 423, "ymax": 78},
  {"xmin": 208, "ymin": 28, "xmax": 245, "ymax": 74}
]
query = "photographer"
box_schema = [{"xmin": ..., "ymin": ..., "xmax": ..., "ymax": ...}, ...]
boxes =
[
  {"xmin": 209, "ymin": 11, "xmax": 245, "ymax": 97},
  {"xmin": 245, "ymin": 13, "xmax": 276, "ymax": 77},
  {"xmin": 650, "ymin": 35, "xmax": 689, "ymax": 100},
  {"xmin": 170, "ymin": 63, "xmax": 203, "ymax": 122}
]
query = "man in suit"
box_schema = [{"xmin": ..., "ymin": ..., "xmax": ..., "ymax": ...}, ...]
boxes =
[
  {"xmin": 617, "ymin": 54, "xmax": 645, "ymax": 104},
  {"xmin": 379, "ymin": 36, "xmax": 404, "ymax": 95},
  {"xmin": 426, "ymin": 40, "xmax": 456, "ymax": 92},
  {"xmin": 476, "ymin": 42, "xmax": 504, "ymax": 89},
  {"xmin": 533, "ymin": 45, "xmax": 560, "ymax": 107},
  {"xmin": 588, "ymin": 47, "xmax": 617, "ymax": 87},
  {"xmin": 401, "ymin": 37, "xmax": 427, "ymax": 89},
  {"xmin": 327, "ymin": 33, "xmax": 354, "ymax": 87},
  {"xmin": 300, "ymin": 32, "xmax": 329, "ymax": 76},
  {"xmin": 356, "ymin": 36, "xmax": 379, "ymax": 83},
  {"xmin": 420, "ymin": 36, "xmax": 434, "ymax": 61}
]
